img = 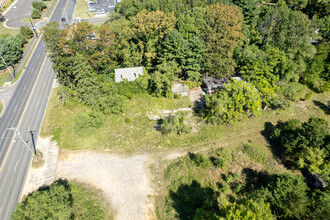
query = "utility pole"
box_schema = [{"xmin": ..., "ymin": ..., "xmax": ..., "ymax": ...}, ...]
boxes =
[
  {"xmin": 26, "ymin": 15, "xmax": 38, "ymax": 38},
  {"xmin": 0, "ymin": 52, "xmax": 15, "ymax": 79},
  {"xmin": 8, "ymin": 128, "xmax": 36, "ymax": 155}
]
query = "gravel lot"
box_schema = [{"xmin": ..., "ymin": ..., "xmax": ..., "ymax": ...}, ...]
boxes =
[{"xmin": 56, "ymin": 151, "xmax": 155, "ymax": 220}]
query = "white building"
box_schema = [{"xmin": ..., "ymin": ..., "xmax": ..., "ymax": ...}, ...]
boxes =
[{"xmin": 114, "ymin": 66, "xmax": 144, "ymax": 83}]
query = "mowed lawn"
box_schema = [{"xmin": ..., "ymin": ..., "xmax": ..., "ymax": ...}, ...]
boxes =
[
  {"xmin": 41, "ymin": 89, "xmax": 329, "ymax": 153},
  {"xmin": 0, "ymin": 22, "xmax": 19, "ymax": 38}
]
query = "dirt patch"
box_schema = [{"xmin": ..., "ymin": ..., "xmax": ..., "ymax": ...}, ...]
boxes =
[{"xmin": 56, "ymin": 151, "xmax": 155, "ymax": 220}]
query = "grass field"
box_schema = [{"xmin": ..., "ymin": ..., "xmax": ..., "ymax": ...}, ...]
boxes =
[
  {"xmin": 0, "ymin": 71, "xmax": 10, "ymax": 86},
  {"xmin": 41, "ymin": 88, "xmax": 329, "ymax": 153},
  {"xmin": 0, "ymin": 22, "xmax": 19, "ymax": 38},
  {"xmin": 0, "ymin": 101, "xmax": 3, "ymax": 114},
  {"xmin": 73, "ymin": 0, "xmax": 97, "ymax": 19}
]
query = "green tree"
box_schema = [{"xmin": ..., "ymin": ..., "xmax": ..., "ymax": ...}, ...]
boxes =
[
  {"xmin": 31, "ymin": 9, "xmax": 41, "ymax": 19},
  {"xmin": 42, "ymin": 22, "xmax": 61, "ymax": 54},
  {"xmin": 203, "ymin": 80, "xmax": 262, "ymax": 124},
  {"xmin": 309, "ymin": 190, "xmax": 330, "ymax": 219},
  {"xmin": 271, "ymin": 117, "xmax": 330, "ymax": 177},
  {"xmin": 233, "ymin": 0, "xmax": 260, "ymax": 27},
  {"xmin": 219, "ymin": 198, "xmax": 275, "ymax": 220},
  {"xmin": 258, "ymin": 3, "xmax": 316, "ymax": 76},
  {"xmin": 19, "ymin": 26, "xmax": 34, "ymax": 39},
  {"xmin": 177, "ymin": 7, "xmax": 206, "ymax": 39},
  {"xmin": 302, "ymin": 42, "xmax": 330, "ymax": 92},
  {"xmin": 256, "ymin": 173, "xmax": 309, "ymax": 219},
  {"xmin": 161, "ymin": 30, "xmax": 206, "ymax": 81},
  {"xmin": 11, "ymin": 181, "xmax": 72, "ymax": 219},
  {"xmin": 0, "ymin": 35, "xmax": 26, "ymax": 69},
  {"xmin": 130, "ymin": 10, "xmax": 177, "ymax": 68},
  {"xmin": 203, "ymin": 4, "xmax": 244, "ymax": 78}
]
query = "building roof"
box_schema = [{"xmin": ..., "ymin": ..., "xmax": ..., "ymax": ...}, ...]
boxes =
[
  {"xmin": 171, "ymin": 83, "xmax": 189, "ymax": 94},
  {"xmin": 203, "ymin": 76, "xmax": 228, "ymax": 90},
  {"xmin": 114, "ymin": 66, "xmax": 143, "ymax": 83}
]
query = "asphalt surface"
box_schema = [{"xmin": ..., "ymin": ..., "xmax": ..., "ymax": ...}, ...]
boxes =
[
  {"xmin": 0, "ymin": 0, "xmax": 76, "ymax": 218},
  {"xmin": 4, "ymin": 0, "xmax": 35, "ymax": 28}
]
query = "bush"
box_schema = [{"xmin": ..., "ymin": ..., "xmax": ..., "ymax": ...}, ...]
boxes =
[
  {"xmin": 243, "ymin": 144, "xmax": 267, "ymax": 164},
  {"xmin": 212, "ymin": 157, "xmax": 224, "ymax": 168},
  {"xmin": 189, "ymin": 152, "xmax": 212, "ymax": 168},
  {"xmin": 281, "ymin": 82, "xmax": 311, "ymax": 101},
  {"xmin": 160, "ymin": 111, "xmax": 192, "ymax": 135},
  {"xmin": 12, "ymin": 180, "xmax": 108, "ymax": 219},
  {"xmin": 31, "ymin": 9, "xmax": 41, "ymax": 19},
  {"xmin": 32, "ymin": 1, "xmax": 47, "ymax": 12},
  {"xmin": 19, "ymin": 26, "xmax": 34, "ymax": 39}
]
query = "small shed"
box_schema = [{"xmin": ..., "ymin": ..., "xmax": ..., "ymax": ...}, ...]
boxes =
[
  {"xmin": 115, "ymin": 67, "xmax": 143, "ymax": 83},
  {"xmin": 171, "ymin": 83, "xmax": 189, "ymax": 97}
]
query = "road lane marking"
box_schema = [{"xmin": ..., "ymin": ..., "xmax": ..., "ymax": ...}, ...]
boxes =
[
  {"xmin": 23, "ymin": 85, "xmax": 26, "ymax": 91},
  {"xmin": 36, "ymin": 101, "xmax": 39, "ymax": 109},
  {"xmin": 13, "ymin": 105, "xmax": 17, "ymax": 112},
  {"xmin": 14, "ymin": 160, "xmax": 19, "ymax": 171},
  {"xmin": 61, "ymin": 0, "xmax": 70, "ymax": 18},
  {"xmin": 0, "ymin": 55, "xmax": 48, "ymax": 173},
  {"xmin": 43, "ymin": 82, "xmax": 46, "ymax": 87}
]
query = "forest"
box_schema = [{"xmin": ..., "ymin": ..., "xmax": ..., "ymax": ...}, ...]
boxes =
[{"xmin": 39, "ymin": 0, "xmax": 330, "ymax": 219}]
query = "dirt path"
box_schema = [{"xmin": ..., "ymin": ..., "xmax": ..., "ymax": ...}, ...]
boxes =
[{"xmin": 56, "ymin": 151, "xmax": 156, "ymax": 220}]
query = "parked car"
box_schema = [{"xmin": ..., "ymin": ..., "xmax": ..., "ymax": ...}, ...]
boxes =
[
  {"xmin": 97, "ymin": 9, "xmax": 101, "ymax": 14},
  {"xmin": 101, "ymin": 9, "xmax": 105, "ymax": 14}
]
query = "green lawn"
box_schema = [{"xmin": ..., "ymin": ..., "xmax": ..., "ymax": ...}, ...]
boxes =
[
  {"xmin": 0, "ymin": 22, "xmax": 19, "ymax": 38},
  {"xmin": 0, "ymin": 71, "xmax": 10, "ymax": 86},
  {"xmin": 41, "ymin": 88, "xmax": 329, "ymax": 153},
  {"xmin": 0, "ymin": 101, "xmax": 3, "ymax": 114}
]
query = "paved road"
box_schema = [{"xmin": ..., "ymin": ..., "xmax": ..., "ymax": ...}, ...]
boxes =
[{"xmin": 0, "ymin": 0, "xmax": 76, "ymax": 218}]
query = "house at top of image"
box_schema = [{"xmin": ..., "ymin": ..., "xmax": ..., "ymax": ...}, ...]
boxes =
[{"xmin": 114, "ymin": 66, "xmax": 144, "ymax": 83}]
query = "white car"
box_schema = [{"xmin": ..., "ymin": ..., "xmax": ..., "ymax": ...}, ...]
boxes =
[
  {"xmin": 101, "ymin": 9, "xmax": 105, "ymax": 14},
  {"xmin": 97, "ymin": 9, "xmax": 101, "ymax": 14}
]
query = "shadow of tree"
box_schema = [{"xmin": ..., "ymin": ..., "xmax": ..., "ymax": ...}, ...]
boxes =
[
  {"xmin": 313, "ymin": 100, "xmax": 329, "ymax": 115},
  {"xmin": 169, "ymin": 180, "xmax": 219, "ymax": 220},
  {"xmin": 242, "ymin": 168, "xmax": 268, "ymax": 191},
  {"xmin": 260, "ymin": 121, "xmax": 296, "ymax": 169}
]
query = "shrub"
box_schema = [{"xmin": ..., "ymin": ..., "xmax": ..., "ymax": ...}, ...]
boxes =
[
  {"xmin": 243, "ymin": 144, "xmax": 267, "ymax": 164},
  {"xmin": 32, "ymin": 1, "xmax": 47, "ymax": 12},
  {"xmin": 281, "ymin": 82, "xmax": 311, "ymax": 101},
  {"xmin": 31, "ymin": 9, "xmax": 41, "ymax": 19},
  {"xmin": 212, "ymin": 157, "xmax": 224, "ymax": 168},
  {"xmin": 160, "ymin": 111, "xmax": 192, "ymax": 135},
  {"xmin": 189, "ymin": 152, "xmax": 212, "ymax": 168},
  {"xmin": 19, "ymin": 26, "xmax": 34, "ymax": 39}
]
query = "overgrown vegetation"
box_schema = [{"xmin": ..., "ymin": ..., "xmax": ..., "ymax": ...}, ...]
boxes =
[
  {"xmin": 11, "ymin": 180, "xmax": 113, "ymax": 219},
  {"xmin": 161, "ymin": 111, "xmax": 192, "ymax": 135},
  {"xmin": 156, "ymin": 141, "xmax": 330, "ymax": 219}
]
